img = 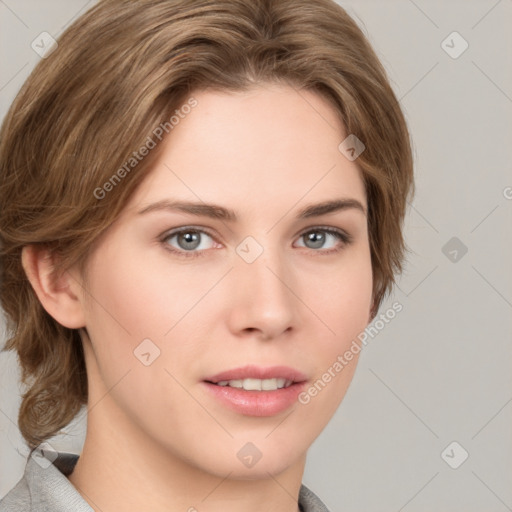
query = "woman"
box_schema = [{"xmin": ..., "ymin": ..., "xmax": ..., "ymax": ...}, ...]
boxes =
[{"xmin": 0, "ymin": 0, "xmax": 413, "ymax": 510}]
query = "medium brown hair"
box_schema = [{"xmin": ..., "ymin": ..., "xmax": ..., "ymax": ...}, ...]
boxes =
[{"xmin": 0, "ymin": 0, "xmax": 413, "ymax": 448}]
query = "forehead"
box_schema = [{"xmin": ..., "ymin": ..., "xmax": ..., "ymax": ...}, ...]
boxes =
[{"xmin": 126, "ymin": 84, "xmax": 366, "ymax": 216}]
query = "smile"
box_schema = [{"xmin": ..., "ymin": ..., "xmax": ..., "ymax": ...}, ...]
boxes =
[{"xmin": 203, "ymin": 365, "xmax": 308, "ymax": 416}]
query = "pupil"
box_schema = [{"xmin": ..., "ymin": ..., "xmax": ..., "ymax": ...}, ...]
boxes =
[{"xmin": 306, "ymin": 231, "xmax": 325, "ymax": 249}]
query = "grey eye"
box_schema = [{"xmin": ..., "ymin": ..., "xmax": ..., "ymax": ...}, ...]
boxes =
[
  {"xmin": 297, "ymin": 229, "xmax": 346, "ymax": 250},
  {"xmin": 164, "ymin": 229, "xmax": 215, "ymax": 252},
  {"xmin": 303, "ymin": 231, "xmax": 327, "ymax": 249},
  {"xmin": 176, "ymin": 231, "xmax": 201, "ymax": 250}
]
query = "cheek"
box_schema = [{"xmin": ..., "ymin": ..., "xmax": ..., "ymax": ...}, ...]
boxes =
[
  {"xmin": 81, "ymin": 244, "xmax": 228, "ymax": 394},
  {"xmin": 84, "ymin": 246, "xmax": 214, "ymax": 341},
  {"xmin": 80, "ymin": 248, "xmax": 202, "ymax": 415},
  {"xmin": 310, "ymin": 248, "xmax": 373, "ymax": 342},
  {"xmin": 302, "ymin": 247, "xmax": 372, "ymax": 398}
]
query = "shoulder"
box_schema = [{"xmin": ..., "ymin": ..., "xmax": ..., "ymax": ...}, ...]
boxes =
[
  {"xmin": 0, "ymin": 476, "xmax": 32, "ymax": 511},
  {"xmin": 299, "ymin": 484, "xmax": 331, "ymax": 512},
  {"xmin": 0, "ymin": 450, "xmax": 90, "ymax": 512}
]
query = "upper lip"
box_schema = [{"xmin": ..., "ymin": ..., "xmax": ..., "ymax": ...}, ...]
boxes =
[{"xmin": 205, "ymin": 365, "xmax": 307, "ymax": 384}]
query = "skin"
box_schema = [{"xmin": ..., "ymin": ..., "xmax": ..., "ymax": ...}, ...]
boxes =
[{"xmin": 23, "ymin": 83, "xmax": 373, "ymax": 512}]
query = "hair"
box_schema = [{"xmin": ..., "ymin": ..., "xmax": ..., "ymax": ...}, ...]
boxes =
[{"xmin": 0, "ymin": 0, "xmax": 414, "ymax": 449}]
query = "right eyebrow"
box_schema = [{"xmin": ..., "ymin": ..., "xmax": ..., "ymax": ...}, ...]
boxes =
[{"xmin": 137, "ymin": 199, "xmax": 237, "ymax": 221}]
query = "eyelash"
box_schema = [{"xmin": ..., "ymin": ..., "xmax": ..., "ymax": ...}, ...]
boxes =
[{"xmin": 159, "ymin": 225, "xmax": 353, "ymax": 259}]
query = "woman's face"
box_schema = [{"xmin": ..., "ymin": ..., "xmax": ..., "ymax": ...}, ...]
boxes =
[{"xmin": 78, "ymin": 83, "xmax": 373, "ymax": 478}]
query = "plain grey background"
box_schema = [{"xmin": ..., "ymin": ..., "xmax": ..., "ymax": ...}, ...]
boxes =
[{"xmin": 1, "ymin": 1, "xmax": 511, "ymax": 511}]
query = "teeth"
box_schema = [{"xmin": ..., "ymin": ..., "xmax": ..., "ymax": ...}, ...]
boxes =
[
  {"xmin": 215, "ymin": 378, "xmax": 293, "ymax": 391},
  {"xmin": 244, "ymin": 378, "xmax": 262, "ymax": 390},
  {"xmin": 276, "ymin": 378, "xmax": 286, "ymax": 389}
]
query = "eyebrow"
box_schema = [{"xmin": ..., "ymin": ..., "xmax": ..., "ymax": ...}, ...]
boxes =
[{"xmin": 137, "ymin": 197, "xmax": 367, "ymax": 220}]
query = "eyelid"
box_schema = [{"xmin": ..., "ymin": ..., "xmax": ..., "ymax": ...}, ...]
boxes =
[{"xmin": 160, "ymin": 225, "xmax": 217, "ymax": 239}]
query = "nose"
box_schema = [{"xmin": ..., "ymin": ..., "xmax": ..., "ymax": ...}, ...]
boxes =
[{"xmin": 226, "ymin": 244, "xmax": 298, "ymax": 341}]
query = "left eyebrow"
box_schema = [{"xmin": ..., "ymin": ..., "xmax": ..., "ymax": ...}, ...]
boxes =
[
  {"xmin": 298, "ymin": 198, "xmax": 367, "ymax": 218},
  {"xmin": 137, "ymin": 197, "xmax": 367, "ymax": 220}
]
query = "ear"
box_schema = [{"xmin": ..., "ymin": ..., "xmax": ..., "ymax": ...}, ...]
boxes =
[{"xmin": 21, "ymin": 245, "xmax": 86, "ymax": 329}]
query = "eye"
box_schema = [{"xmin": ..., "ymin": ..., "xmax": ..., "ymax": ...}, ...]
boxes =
[
  {"xmin": 161, "ymin": 227, "xmax": 217, "ymax": 257},
  {"xmin": 160, "ymin": 225, "xmax": 352, "ymax": 259},
  {"xmin": 294, "ymin": 227, "xmax": 351, "ymax": 252}
]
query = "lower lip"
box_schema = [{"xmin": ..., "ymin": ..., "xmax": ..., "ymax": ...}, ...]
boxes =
[{"xmin": 202, "ymin": 381, "xmax": 307, "ymax": 416}]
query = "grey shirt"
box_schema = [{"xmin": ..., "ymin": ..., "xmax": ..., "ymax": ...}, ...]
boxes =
[{"xmin": 0, "ymin": 451, "xmax": 330, "ymax": 512}]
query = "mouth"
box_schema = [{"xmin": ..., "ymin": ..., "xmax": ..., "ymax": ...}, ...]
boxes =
[{"xmin": 202, "ymin": 365, "xmax": 308, "ymax": 416}]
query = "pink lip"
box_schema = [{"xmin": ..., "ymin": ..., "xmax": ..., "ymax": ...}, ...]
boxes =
[
  {"xmin": 205, "ymin": 365, "xmax": 307, "ymax": 384},
  {"xmin": 202, "ymin": 365, "xmax": 308, "ymax": 417}
]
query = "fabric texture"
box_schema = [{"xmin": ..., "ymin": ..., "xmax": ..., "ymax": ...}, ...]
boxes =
[{"xmin": 0, "ymin": 451, "xmax": 330, "ymax": 511}]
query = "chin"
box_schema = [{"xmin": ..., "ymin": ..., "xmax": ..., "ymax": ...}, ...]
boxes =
[{"xmin": 171, "ymin": 435, "xmax": 308, "ymax": 480}]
